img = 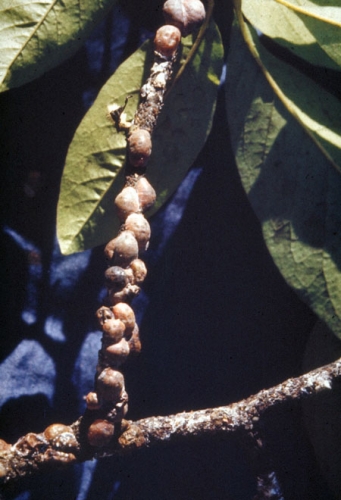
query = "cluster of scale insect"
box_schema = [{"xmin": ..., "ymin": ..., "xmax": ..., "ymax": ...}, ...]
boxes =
[
  {"xmin": 0, "ymin": 0, "xmax": 207, "ymax": 480},
  {"xmin": 83, "ymin": 0, "xmax": 207, "ymax": 449}
]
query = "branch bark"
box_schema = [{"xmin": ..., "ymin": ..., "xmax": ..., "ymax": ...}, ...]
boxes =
[{"xmin": 1, "ymin": 356, "xmax": 340, "ymax": 487}]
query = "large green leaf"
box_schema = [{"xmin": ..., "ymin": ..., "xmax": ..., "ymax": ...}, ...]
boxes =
[
  {"xmin": 242, "ymin": 0, "xmax": 341, "ymax": 69},
  {"xmin": 225, "ymin": 23, "xmax": 341, "ymax": 339},
  {"xmin": 236, "ymin": 14, "xmax": 341, "ymax": 172},
  {"xmin": 57, "ymin": 20, "xmax": 223, "ymax": 255},
  {"xmin": 276, "ymin": 0, "xmax": 341, "ymax": 67},
  {"xmin": 0, "ymin": 0, "xmax": 115, "ymax": 92}
]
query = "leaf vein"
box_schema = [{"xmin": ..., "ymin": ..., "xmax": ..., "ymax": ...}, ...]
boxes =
[{"xmin": 3, "ymin": 0, "xmax": 59, "ymax": 81}]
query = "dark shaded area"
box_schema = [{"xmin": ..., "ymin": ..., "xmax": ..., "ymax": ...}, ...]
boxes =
[
  {"xmin": 0, "ymin": 395, "xmax": 53, "ymax": 443},
  {"xmin": 127, "ymin": 87, "xmax": 317, "ymax": 417},
  {"xmin": 248, "ymin": 105, "xmax": 341, "ymax": 271},
  {"xmin": 0, "ymin": 1, "xmax": 337, "ymax": 499},
  {"xmin": 260, "ymin": 35, "xmax": 341, "ymax": 101}
]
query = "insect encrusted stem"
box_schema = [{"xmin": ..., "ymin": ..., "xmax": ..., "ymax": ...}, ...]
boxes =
[
  {"xmin": 81, "ymin": 0, "xmax": 207, "ymax": 453},
  {"xmin": 0, "ymin": 356, "xmax": 340, "ymax": 485}
]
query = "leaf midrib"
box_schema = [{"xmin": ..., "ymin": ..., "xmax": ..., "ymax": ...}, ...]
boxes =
[
  {"xmin": 1, "ymin": 0, "xmax": 59, "ymax": 84},
  {"xmin": 234, "ymin": 3, "xmax": 341, "ymax": 174},
  {"xmin": 274, "ymin": 0, "xmax": 341, "ymax": 28}
]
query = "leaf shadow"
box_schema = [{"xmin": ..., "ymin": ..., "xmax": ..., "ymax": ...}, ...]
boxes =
[{"xmin": 247, "ymin": 98, "xmax": 341, "ymax": 272}]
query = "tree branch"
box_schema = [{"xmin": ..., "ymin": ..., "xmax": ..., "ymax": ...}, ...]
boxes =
[{"xmin": 1, "ymin": 356, "xmax": 340, "ymax": 486}]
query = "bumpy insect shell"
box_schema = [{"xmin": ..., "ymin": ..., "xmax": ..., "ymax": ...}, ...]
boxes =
[
  {"xmin": 104, "ymin": 263, "xmax": 146, "ymax": 290},
  {"xmin": 96, "ymin": 305, "xmax": 114, "ymax": 327},
  {"xmin": 111, "ymin": 302, "xmax": 136, "ymax": 338},
  {"xmin": 127, "ymin": 129, "xmax": 152, "ymax": 168},
  {"xmin": 129, "ymin": 258, "xmax": 147, "ymax": 285},
  {"xmin": 105, "ymin": 337, "xmax": 130, "ymax": 367},
  {"xmin": 102, "ymin": 317, "xmax": 126, "ymax": 343},
  {"xmin": 104, "ymin": 266, "xmax": 129, "ymax": 290},
  {"xmin": 87, "ymin": 419, "xmax": 115, "ymax": 448},
  {"xmin": 154, "ymin": 25, "xmax": 181, "ymax": 58},
  {"xmin": 106, "ymin": 283, "xmax": 140, "ymax": 306},
  {"xmin": 114, "ymin": 186, "xmax": 140, "ymax": 222},
  {"xmin": 96, "ymin": 367, "xmax": 125, "ymax": 403},
  {"xmin": 135, "ymin": 177, "xmax": 156, "ymax": 212},
  {"xmin": 85, "ymin": 391, "xmax": 101, "ymax": 410},
  {"xmin": 104, "ymin": 230, "xmax": 139, "ymax": 268},
  {"xmin": 125, "ymin": 213, "xmax": 151, "ymax": 252},
  {"xmin": 43, "ymin": 424, "xmax": 78, "ymax": 450},
  {"xmin": 163, "ymin": 0, "xmax": 206, "ymax": 36},
  {"xmin": 44, "ymin": 423, "xmax": 73, "ymax": 442}
]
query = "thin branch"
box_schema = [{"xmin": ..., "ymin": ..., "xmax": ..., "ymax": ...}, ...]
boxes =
[
  {"xmin": 117, "ymin": 356, "xmax": 339, "ymax": 450},
  {"xmin": 1, "ymin": 356, "xmax": 340, "ymax": 486}
]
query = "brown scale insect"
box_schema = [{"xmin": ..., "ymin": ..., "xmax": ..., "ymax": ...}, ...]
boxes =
[{"xmin": 84, "ymin": 0, "xmax": 206, "ymax": 448}]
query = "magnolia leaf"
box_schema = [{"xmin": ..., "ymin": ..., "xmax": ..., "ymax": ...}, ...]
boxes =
[
  {"xmin": 242, "ymin": 0, "xmax": 341, "ymax": 70},
  {"xmin": 0, "ymin": 0, "xmax": 115, "ymax": 92},
  {"xmin": 275, "ymin": 0, "xmax": 341, "ymax": 67},
  {"xmin": 57, "ymin": 20, "xmax": 223, "ymax": 255},
  {"xmin": 225, "ymin": 24, "xmax": 341, "ymax": 339},
  {"xmin": 236, "ymin": 16, "xmax": 341, "ymax": 172}
]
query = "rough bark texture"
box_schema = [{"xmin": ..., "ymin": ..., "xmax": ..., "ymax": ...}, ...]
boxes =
[
  {"xmin": 1, "ymin": 356, "xmax": 340, "ymax": 486},
  {"xmin": 131, "ymin": 53, "xmax": 176, "ymax": 135}
]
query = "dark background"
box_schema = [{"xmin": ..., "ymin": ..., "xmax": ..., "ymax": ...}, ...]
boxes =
[{"xmin": 0, "ymin": 1, "xmax": 338, "ymax": 498}]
